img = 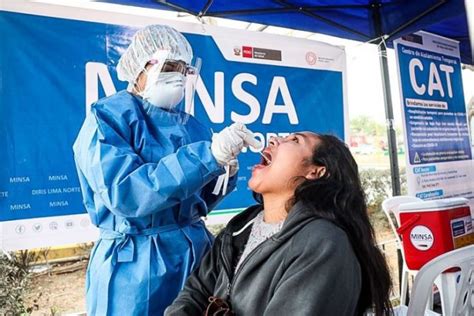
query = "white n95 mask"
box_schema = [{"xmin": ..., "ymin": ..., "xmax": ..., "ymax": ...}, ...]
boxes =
[{"xmin": 142, "ymin": 71, "xmax": 186, "ymax": 109}]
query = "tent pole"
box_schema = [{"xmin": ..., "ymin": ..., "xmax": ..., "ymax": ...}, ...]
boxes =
[
  {"xmin": 372, "ymin": 3, "xmax": 401, "ymax": 197},
  {"xmin": 155, "ymin": 0, "xmax": 196, "ymax": 16},
  {"xmin": 377, "ymin": 41, "xmax": 401, "ymax": 196},
  {"xmin": 372, "ymin": 1, "xmax": 404, "ymax": 302}
]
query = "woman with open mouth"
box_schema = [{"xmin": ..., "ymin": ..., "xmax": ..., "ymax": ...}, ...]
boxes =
[{"xmin": 165, "ymin": 132, "xmax": 393, "ymax": 316}]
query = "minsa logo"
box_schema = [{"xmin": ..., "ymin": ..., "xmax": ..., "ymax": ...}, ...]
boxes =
[
  {"xmin": 305, "ymin": 51, "xmax": 317, "ymax": 65},
  {"xmin": 409, "ymin": 225, "xmax": 434, "ymax": 251},
  {"xmin": 410, "ymin": 233, "xmax": 433, "ymax": 241},
  {"xmin": 241, "ymin": 46, "xmax": 282, "ymax": 61},
  {"xmin": 243, "ymin": 46, "xmax": 253, "ymax": 58},
  {"xmin": 233, "ymin": 47, "xmax": 241, "ymax": 56}
]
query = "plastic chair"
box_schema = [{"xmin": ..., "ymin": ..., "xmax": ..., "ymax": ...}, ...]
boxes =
[
  {"xmin": 392, "ymin": 305, "xmax": 440, "ymax": 316},
  {"xmin": 407, "ymin": 245, "xmax": 474, "ymax": 316},
  {"xmin": 382, "ymin": 195, "xmax": 423, "ymax": 305}
]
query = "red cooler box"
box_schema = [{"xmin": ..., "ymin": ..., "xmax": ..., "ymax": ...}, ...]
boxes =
[{"xmin": 397, "ymin": 197, "xmax": 474, "ymax": 270}]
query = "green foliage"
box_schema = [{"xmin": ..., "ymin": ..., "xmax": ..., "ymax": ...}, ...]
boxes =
[
  {"xmin": 0, "ymin": 254, "xmax": 30, "ymax": 315},
  {"xmin": 350, "ymin": 115, "xmax": 404, "ymax": 141},
  {"xmin": 0, "ymin": 250, "xmax": 41, "ymax": 315},
  {"xmin": 350, "ymin": 115, "xmax": 385, "ymax": 137},
  {"xmin": 50, "ymin": 306, "xmax": 60, "ymax": 316},
  {"xmin": 361, "ymin": 169, "xmax": 390, "ymax": 210},
  {"xmin": 359, "ymin": 168, "xmax": 407, "ymax": 230}
]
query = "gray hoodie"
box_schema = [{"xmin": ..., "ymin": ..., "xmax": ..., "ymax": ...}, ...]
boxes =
[{"xmin": 165, "ymin": 202, "xmax": 362, "ymax": 316}]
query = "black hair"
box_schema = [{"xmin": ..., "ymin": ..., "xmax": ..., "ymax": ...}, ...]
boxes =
[{"xmin": 254, "ymin": 134, "xmax": 392, "ymax": 316}]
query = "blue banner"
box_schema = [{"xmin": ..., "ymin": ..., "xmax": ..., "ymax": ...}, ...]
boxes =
[
  {"xmin": 395, "ymin": 32, "xmax": 474, "ymax": 206},
  {"xmin": 397, "ymin": 43, "xmax": 471, "ymax": 165},
  {"xmin": 0, "ymin": 11, "xmax": 345, "ymax": 222}
]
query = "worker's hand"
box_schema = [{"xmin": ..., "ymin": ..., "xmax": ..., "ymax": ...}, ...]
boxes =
[
  {"xmin": 228, "ymin": 158, "xmax": 239, "ymax": 177},
  {"xmin": 211, "ymin": 123, "xmax": 261, "ymax": 167}
]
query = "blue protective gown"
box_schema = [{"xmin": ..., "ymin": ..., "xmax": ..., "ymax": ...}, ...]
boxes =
[{"xmin": 73, "ymin": 90, "xmax": 236, "ymax": 316}]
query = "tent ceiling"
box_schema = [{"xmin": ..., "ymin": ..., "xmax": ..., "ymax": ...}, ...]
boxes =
[{"xmin": 96, "ymin": 0, "xmax": 472, "ymax": 64}]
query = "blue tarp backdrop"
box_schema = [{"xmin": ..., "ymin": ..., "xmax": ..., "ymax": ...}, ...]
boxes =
[
  {"xmin": 0, "ymin": 10, "xmax": 346, "ymax": 222},
  {"xmin": 97, "ymin": 0, "xmax": 473, "ymax": 65}
]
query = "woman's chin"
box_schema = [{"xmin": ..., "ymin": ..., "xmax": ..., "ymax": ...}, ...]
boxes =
[
  {"xmin": 248, "ymin": 179, "xmax": 272, "ymax": 196},
  {"xmin": 248, "ymin": 177, "xmax": 262, "ymax": 193}
]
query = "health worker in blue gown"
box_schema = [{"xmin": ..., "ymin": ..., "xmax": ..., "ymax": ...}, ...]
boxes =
[{"xmin": 73, "ymin": 24, "xmax": 260, "ymax": 316}]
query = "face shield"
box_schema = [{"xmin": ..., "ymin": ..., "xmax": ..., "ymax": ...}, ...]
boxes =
[
  {"xmin": 184, "ymin": 57, "xmax": 202, "ymax": 114},
  {"xmin": 135, "ymin": 50, "xmax": 201, "ymax": 118},
  {"xmin": 117, "ymin": 24, "xmax": 199, "ymax": 118}
]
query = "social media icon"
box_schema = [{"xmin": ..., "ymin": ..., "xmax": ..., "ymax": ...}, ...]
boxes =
[
  {"xmin": 49, "ymin": 222, "xmax": 59, "ymax": 231},
  {"xmin": 15, "ymin": 225, "xmax": 26, "ymax": 234},
  {"xmin": 65, "ymin": 220, "xmax": 74, "ymax": 229},
  {"xmin": 32, "ymin": 223, "xmax": 42, "ymax": 232}
]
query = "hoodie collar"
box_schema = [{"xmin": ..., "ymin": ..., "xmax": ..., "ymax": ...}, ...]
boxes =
[{"xmin": 224, "ymin": 201, "xmax": 318, "ymax": 243}]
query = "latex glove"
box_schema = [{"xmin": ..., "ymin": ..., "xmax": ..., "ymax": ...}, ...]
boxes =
[
  {"xmin": 211, "ymin": 123, "xmax": 261, "ymax": 166},
  {"xmin": 228, "ymin": 158, "xmax": 239, "ymax": 177},
  {"xmin": 212, "ymin": 159, "xmax": 239, "ymax": 196}
]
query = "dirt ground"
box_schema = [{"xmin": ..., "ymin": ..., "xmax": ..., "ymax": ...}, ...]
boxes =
[
  {"xmin": 24, "ymin": 229, "xmax": 400, "ymax": 315},
  {"xmin": 25, "ymin": 261, "xmax": 87, "ymax": 315}
]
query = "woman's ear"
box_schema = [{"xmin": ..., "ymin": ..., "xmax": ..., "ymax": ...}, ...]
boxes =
[{"xmin": 306, "ymin": 166, "xmax": 326, "ymax": 180}]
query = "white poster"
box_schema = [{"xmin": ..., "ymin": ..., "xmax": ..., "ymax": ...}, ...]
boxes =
[{"xmin": 394, "ymin": 31, "xmax": 474, "ymax": 214}]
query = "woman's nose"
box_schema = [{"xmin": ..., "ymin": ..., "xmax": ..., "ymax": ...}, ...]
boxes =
[{"xmin": 268, "ymin": 136, "xmax": 281, "ymax": 147}]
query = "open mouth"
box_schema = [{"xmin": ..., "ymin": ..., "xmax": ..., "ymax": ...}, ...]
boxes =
[{"xmin": 260, "ymin": 151, "xmax": 272, "ymax": 167}]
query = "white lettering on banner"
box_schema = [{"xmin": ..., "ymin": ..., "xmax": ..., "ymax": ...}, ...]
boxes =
[
  {"xmin": 192, "ymin": 72, "xmax": 225, "ymax": 123},
  {"xmin": 439, "ymin": 64, "xmax": 454, "ymax": 98},
  {"xmin": 428, "ymin": 62, "xmax": 444, "ymax": 97},
  {"xmin": 231, "ymin": 73, "xmax": 259, "ymax": 124},
  {"xmin": 86, "ymin": 63, "xmax": 299, "ymax": 124},
  {"xmin": 85, "ymin": 62, "xmax": 117, "ymax": 111},
  {"xmin": 48, "ymin": 175, "xmax": 68, "ymax": 181},
  {"xmin": 9, "ymin": 177, "xmax": 30, "ymax": 183},
  {"xmin": 62, "ymin": 187, "xmax": 81, "ymax": 193},
  {"xmin": 31, "ymin": 187, "xmax": 81, "ymax": 195},
  {"xmin": 408, "ymin": 58, "xmax": 454, "ymax": 98},
  {"xmin": 193, "ymin": 73, "xmax": 299, "ymax": 124},
  {"xmin": 262, "ymin": 77, "xmax": 298, "ymax": 124},
  {"xmin": 49, "ymin": 201, "xmax": 69, "ymax": 207},
  {"xmin": 409, "ymin": 59, "xmax": 425, "ymax": 95},
  {"xmin": 241, "ymin": 131, "xmax": 291, "ymax": 153},
  {"xmin": 10, "ymin": 204, "xmax": 32, "ymax": 211},
  {"xmin": 32, "ymin": 189, "xmax": 47, "ymax": 195}
]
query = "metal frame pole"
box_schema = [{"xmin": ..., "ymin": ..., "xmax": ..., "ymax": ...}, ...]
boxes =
[
  {"xmin": 372, "ymin": 3, "xmax": 401, "ymax": 197},
  {"xmin": 377, "ymin": 41, "xmax": 401, "ymax": 196},
  {"xmin": 371, "ymin": 1, "xmax": 404, "ymax": 301}
]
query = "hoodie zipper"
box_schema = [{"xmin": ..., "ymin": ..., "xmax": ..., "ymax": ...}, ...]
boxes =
[
  {"xmin": 225, "ymin": 236, "xmax": 276, "ymax": 298},
  {"xmin": 220, "ymin": 204, "xmax": 316, "ymax": 301},
  {"xmin": 219, "ymin": 209, "xmax": 259, "ymax": 298}
]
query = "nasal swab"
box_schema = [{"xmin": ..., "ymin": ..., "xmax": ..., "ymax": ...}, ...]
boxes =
[{"xmin": 259, "ymin": 151, "xmax": 271, "ymax": 164}]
